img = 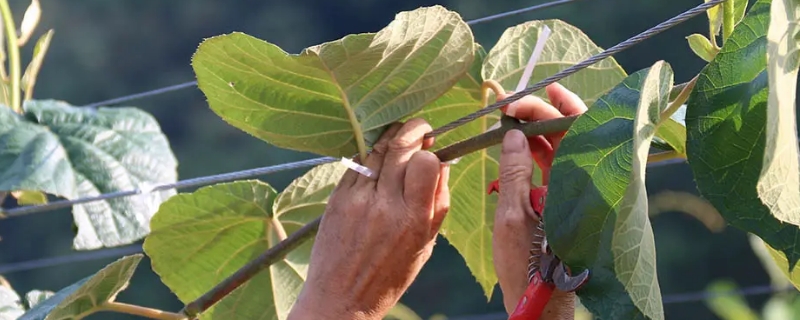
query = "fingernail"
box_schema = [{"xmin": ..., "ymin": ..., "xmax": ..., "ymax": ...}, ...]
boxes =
[{"xmin": 503, "ymin": 130, "xmax": 527, "ymax": 153}]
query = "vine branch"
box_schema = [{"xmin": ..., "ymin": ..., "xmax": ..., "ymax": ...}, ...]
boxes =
[
  {"xmin": 0, "ymin": 0, "xmax": 20, "ymax": 113},
  {"xmin": 100, "ymin": 302, "xmax": 186, "ymax": 320}
]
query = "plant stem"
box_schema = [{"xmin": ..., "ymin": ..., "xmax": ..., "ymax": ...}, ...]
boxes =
[
  {"xmin": 0, "ymin": 0, "xmax": 22, "ymax": 113},
  {"xmin": 270, "ymin": 216, "xmax": 288, "ymax": 241},
  {"xmin": 100, "ymin": 302, "xmax": 186, "ymax": 320},
  {"xmin": 660, "ymin": 76, "xmax": 698, "ymax": 124},
  {"xmin": 648, "ymin": 150, "xmax": 685, "ymax": 163},
  {"xmin": 722, "ymin": 0, "xmax": 734, "ymax": 43},
  {"xmin": 0, "ymin": 0, "xmax": 19, "ymax": 113}
]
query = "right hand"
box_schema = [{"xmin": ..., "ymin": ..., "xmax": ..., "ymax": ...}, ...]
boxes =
[{"xmin": 491, "ymin": 83, "xmax": 588, "ymax": 319}]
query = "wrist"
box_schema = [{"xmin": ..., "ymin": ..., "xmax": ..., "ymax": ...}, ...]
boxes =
[{"xmin": 288, "ymin": 284, "xmax": 382, "ymax": 320}]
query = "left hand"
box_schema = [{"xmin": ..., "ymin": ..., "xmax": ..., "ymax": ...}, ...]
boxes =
[{"xmin": 288, "ymin": 118, "xmax": 450, "ymax": 320}]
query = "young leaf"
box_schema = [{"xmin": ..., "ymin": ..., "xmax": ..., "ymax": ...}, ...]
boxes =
[
  {"xmin": 192, "ymin": 5, "xmax": 475, "ymax": 159},
  {"xmin": 21, "ymin": 29, "xmax": 53, "ymax": 100},
  {"xmin": 654, "ymin": 118, "xmax": 687, "ymax": 155},
  {"xmin": 143, "ymin": 163, "xmax": 345, "ymax": 319},
  {"xmin": 22, "ymin": 290, "xmax": 52, "ymax": 309},
  {"xmin": 0, "ymin": 285, "xmax": 25, "ymax": 320},
  {"xmin": 686, "ymin": 33, "xmax": 720, "ymax": 61},
  {"xmin": 685, "ymin": 0, "xmax": 800, "ymax": 271},
  {"xmin": 0, "ymin": 100, "xmax": 178, "ymax": 250},
  {"xmin": 17, "ymin": 0, "xmax": 40, "ymax": 46},
  {"xmin": 703, "ymin": 280, "xmax": 760, "ymax": 320},
  {"xmin": 482, "ymin": 20, "xmax": 627, "ymax": 108},
  {"xmin": 411, "ymin": 44, "xmax": 502, "ymax": 296},
  {"xmin": 734, "ymin": 0, "xmax": 751, "ymax": 25},
  {"xmin": 18, "ymin": 254, "xmax": 142, "ymax": 320},
  {"xmin": 757, "ymin": 0, "xmax": 800, "ymax": 226},
  {"xmin": 10, "ymin": 190, "xmax": 46, "ymax": 205},
  {"xmin": 544, "ymin": 61, "xmax": 673, "ymax": 320},
  {"xmin": 706, "ymin": 0, "xmax": 724, "ymax": 37}
]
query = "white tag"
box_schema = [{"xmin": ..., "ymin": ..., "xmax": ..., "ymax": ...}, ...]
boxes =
[{"xmin": 340, "ymin": 157, "xmax": 376, "ymax": 179}]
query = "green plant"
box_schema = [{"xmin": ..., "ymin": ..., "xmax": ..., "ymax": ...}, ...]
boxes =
[{"xmin": 2, "ymin": 0, "xmax": 800, "ymax": 319}]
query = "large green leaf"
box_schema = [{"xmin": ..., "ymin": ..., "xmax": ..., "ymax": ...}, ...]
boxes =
[
  {"xmin": 143, "ymin": 163, "xmax": 345, "ymax": 319},
  {"xmin": 757, "ymin": 0, "xmax": 800, "ymax": 226},
  {"xmin": 685, "ymin": 0, "xmax": 800, "ymax": 270},
  {"xmin": 544, "ymin": 62, "xmax": 673, "ymax": 319},
  {"xmin": 0, "ymin": 100, "xmax": 178, "ymax": 250},
  {"xmin": 192, "ymin": 5, "xmax": 475, "ymax": 158},
  {"xmin": 19, "ymin": 254, "xmax": 142, "ymax": 320},
  {"xmin": 0, "ymin": 285, "xmax": 24, "ymax": 320},
  {"xmin": 482, "ymin": 20, "xmax": 627, "ymax": 108}
]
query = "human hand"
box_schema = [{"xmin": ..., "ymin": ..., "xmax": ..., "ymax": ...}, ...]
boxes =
[
  {"xmin": 288, "ymin": 118, "xmax": 450, "ymax": 320},
  {"xmin": 492, "ymin": 83, "xmax": 588, "ymax": 319}
]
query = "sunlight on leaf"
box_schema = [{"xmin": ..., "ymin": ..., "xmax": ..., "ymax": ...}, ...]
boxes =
[
  {"xmin": 757, "ymin": 0, "xmax": 800, "ymax": 227},
  {"xmin": 482, "ymin": 19, "xmax": 626, "ymax": 108},
  {"xmin": 749, "ymin": 234, "xmax": 794, "ymax": 289},
  {"xmin": 18, "ymin": 254, "xmax": 142, "ymax": 320},
  {"xmin": 544, "ymin": 62, "xmax": 672, "ymax": 319},
  {"xmin": 192, "ymin": 6, "xmax": 475, "ymax": 159},
  {"xmin": 0, "ymin": 100, "xmax": 178, "ymax": 250},
  {"xmin": 685, "ymin": 0, "xmax": 800, "ymax": 269},
  {"xmin": 21, "ymin": 29, "xmax": 53, "ymax": 99},
  {"xmin": 23, "ymin": 290, "xmax": 52, "ymax": 310},
  {"xmin": 0, "ymin": 284, "xmax": 24, "ymax": 320},
  {"xmin": 11, "ymin": 190, "xmax": 46, "ymax": 205},
  {"xmin": 704, "ymin": 280, "xmax": 760, "ymax": 320},
  {"xmin": 686, "ymin": 33, "xmax": 719, "ymax": 61},
  {"xmin": 707, "ymin": 0, "xmax": 724, "ymax": 36},
  {"xmin": 144, "ymin": 163, "xmax": 345, "ymax": 320},
  {"xmin": 654, "ymin": 118, "xmax": 686, "ymax": 155}
]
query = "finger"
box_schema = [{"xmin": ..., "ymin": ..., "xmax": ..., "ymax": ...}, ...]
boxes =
[
  {"xmin": 544, "ymin": 83, "xmax": 588, "ymax": 151},
  {"xmin": 356, "ymin": 122, "xmax": 404, "ymax": 187},
  {"xmin": 497, "ymin": 130, "xmax": 536, "ymax": 220},
  {"xmin": 429, "ymin": 163, "xmax": 450, "ymax": 236},
  {"xmin": 378, "ymin": 118, "xmax": 433, "ymax": 195},
  {"xmin": 423, "ymin": 136, "xmax": 436, "ymax": 150},
  {"xmin": 497, "ymin": 92, "xmax": 563, "ymax": 123},
  {"xmin": 402, "ymin": 150, "xmax": 441, "ymax": 211}
]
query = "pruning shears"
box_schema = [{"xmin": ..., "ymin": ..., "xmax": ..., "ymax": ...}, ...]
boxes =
[{"xmin": 487, "ymin": 116, "xmax": 590, "ymax": 320}]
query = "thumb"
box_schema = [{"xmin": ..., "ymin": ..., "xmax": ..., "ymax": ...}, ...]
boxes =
[{"xmin": 498, "ymin": 130, "xmax": 536, "ymax": 219}]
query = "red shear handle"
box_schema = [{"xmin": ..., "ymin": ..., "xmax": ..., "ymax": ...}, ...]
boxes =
[{"xmin": 508, "ymin": 272, "xmax": 555, "ymax": 320}]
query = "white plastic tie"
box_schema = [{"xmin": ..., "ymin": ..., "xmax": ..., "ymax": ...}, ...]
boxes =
[
  {"xmin": 506, "ymin": 25, "xmax": 552, "ymax": 118},
  {"xmin": 340, "ymin": 157, "xmax": 376, "ymax": 179}
]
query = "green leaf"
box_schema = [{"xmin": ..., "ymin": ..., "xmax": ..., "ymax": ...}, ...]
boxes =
[
  {"xmin": 144, "ymin": 163, "xmax": 345, "ymax": 319},
  {"xmin": 23, "ymin": 290, "xmax": 53, "ymax": 309},
  {"xmin": 0, "ymin": 100, "xmax": 178, "ymax": 250},
  {"xmin": 685, "ymin": 0, "xmax": 800, "ymax": 269},
  {"xmin": 734, "ymin": 0, "xmax": 751, "ymax": 25},
  {"xmin": 0, "ymin": 285, "xmax": 25, "ymax": 320},
  {"xmin": 544, "ymin": 62, "xmax": 673, "ymax": 320},
  {"xmin": 21, "ymin": 29, "xmax": 53, "ymax": 98},
  {"xmin": 686, "ymin": 33, "xmax": 720, "ymax": 61},
  {"xmin": 412, "ymin": 44, "xmax": 502, "ymax": 297},
  {"xmin": 707, "ymin": 0, "xmax": 724, "ymax": 36},
  {"xmin": 654, "ymin": 118, "xmax": 687, "ymax": 155},
  {"xmin": 762, "ymin": 296, "xmax": 794, "ymax": 320},
  {"xmin": 19, "ymin": 254, "xmax": 142, "ymax": 320},
  {"xmin": 482, "ymin": 20, "xmax": 627, "ymax": 108},
  {"xmin": 11, "ymin": 190, "xmax": 47, "ymax": 205},
  {"xmin": 192, "ymin": 5, "xmax": 475, "ymax": 159},
  {"xmin": 384, "ymin": 303, "xmax": 423, "ymax": 320},
  {"xmin": 761, "ymin": 238, "xmax": 800, "ymax": 290},
  {"xmin": 704, "ymin": 280, "xmax": 760, "ymax": 320},
  {"xmin": 758, "ymin": 0, "xmax": 800, "ymax": 226}
]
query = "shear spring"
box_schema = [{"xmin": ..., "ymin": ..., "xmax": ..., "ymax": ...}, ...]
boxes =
[{"xmin": 527, "ymin": 218, "xmax": 547, "ymax": 282}]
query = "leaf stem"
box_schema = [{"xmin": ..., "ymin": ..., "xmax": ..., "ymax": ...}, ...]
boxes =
[
  {"xmin": 660, "ymin": 76, "xmax": 697, "ymax": 124},
  {"xmin": 270, "ymin": 216, "xmax": 288, "ymax": 241},
  {"xmin": 100, "ymin": 302, "xmax": 186, "ymax": 320},
  {"xmin": 722, "ymin": 0, "xmax": 734, "ymax": 43},
  {"xmin": 647, "ymin": 150, "xmax": 685, "ymax": 163},
  {"xmin": 180, "ymin": 114, "xmax": 581, "ymax": 317},
  {"xmin": 0, "ymin": 0, "xmax": 19, "ymax": 113}
]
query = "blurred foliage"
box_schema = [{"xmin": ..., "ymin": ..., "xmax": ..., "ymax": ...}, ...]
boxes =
[{"xmin": 0, "ymin": 0, "xmax": 784, "ymax": 319}]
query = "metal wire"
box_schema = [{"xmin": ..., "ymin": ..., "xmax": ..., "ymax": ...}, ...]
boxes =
[
  {"xmin": 424, "ymin": 0, "xmax": 726, "ymax": 138},
  {"xmin": 1, "ymin": 157, "xmax": 338, "ymax": 217},
  {"xmin": 77, "ymin": 0, "xmax": 580, "ymax": 109}
]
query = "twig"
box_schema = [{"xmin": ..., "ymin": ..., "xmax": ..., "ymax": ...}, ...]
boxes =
[
  {"xmin": 660, "ymin": 76, "xmax": 698, "ymax": 123},
  {"xmin": 100, "ymin": 302, "xmax": 186, "ymax": 320},
  {"xmin": 0, "ymin": 0, "xmax": 20, "ymax": 113}
]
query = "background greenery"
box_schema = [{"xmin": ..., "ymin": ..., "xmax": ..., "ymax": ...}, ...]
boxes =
[{"xmin": 0, "ymin": 0, "xmax": 782, "ymax": 319}]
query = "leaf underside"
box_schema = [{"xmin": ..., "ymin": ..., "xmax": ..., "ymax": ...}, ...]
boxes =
[
  {"xmin": 144, "ymin": 163, "xmax": 345, "ymax": 319},
  {"xmin": 0, "ymin": 100, "xmax": 177, "ymax": 250}
]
